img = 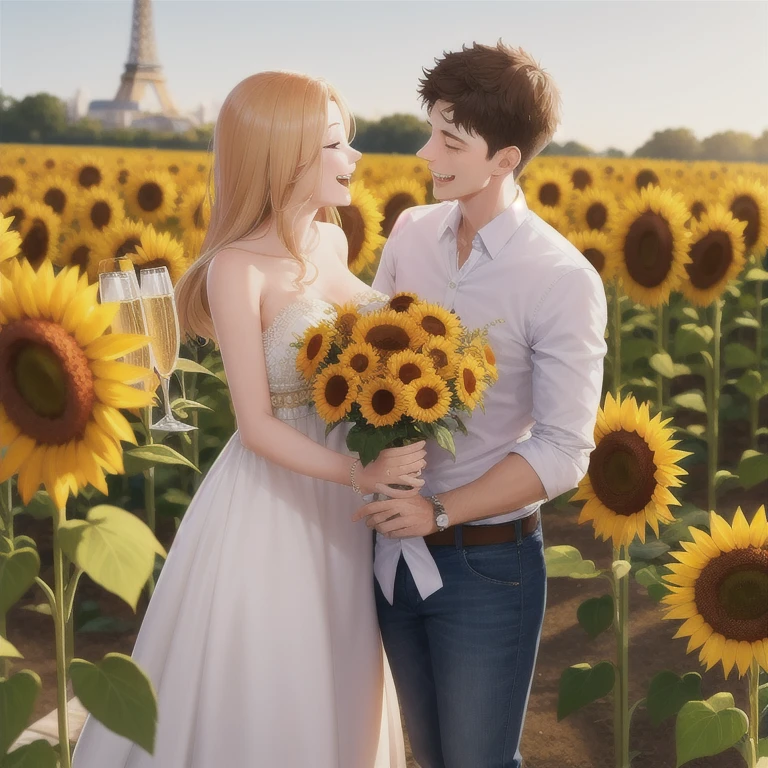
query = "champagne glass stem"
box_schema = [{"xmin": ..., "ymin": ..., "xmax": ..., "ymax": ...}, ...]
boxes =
[{"xmin": 160, "ymin": 374, "xmax": 173, "ymax": 421}]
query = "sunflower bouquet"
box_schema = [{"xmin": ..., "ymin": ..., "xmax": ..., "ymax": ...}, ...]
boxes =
[{"xmin": 293, "ymin": 291, "xmax": 498, "ymax": 466}]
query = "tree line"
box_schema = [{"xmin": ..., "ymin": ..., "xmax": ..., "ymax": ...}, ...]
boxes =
[{"xmin": 1, "ymin": 91, "xmax": 766, "ymax": 163}]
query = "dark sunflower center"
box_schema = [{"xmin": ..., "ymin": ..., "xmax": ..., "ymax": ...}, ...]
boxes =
[
  {"xmin": 730, "ymin": 195, "xmax": 760, "ymax": 249},
  {"xmin": 415, "ymin": 386, "xmax": 439, "ymax": 410},
  {"xmin": 390, "ymin": 295, "xmax": 415, "ymax": 313},
  {"xmin": 690, "ymin": 201, "xmax": 706, "ymax": 222},
  {"xmin": 624, "ymin": 211, "xmax": 674, "ymax": 288},
  {"xmin": 193, "ymin": 203, "xmax": 206, "ymax": 230},
  {"xmin": 371, "ymin": 388, "xmax": 396, "ymax": 415},
  {"xmin": 0, "ymin": 318, "xmax": 95, "ymax": 443},
  {"xmin": 694, "ymin": 547, "xmax": 768, "ymax": 642},
  {"xmin": 44, "ymin": 159, "xmax": 56, "ymax": 170},
  {"xmin": 685, "ymin": 230, "xmax": 733, "ymax": 290},
  {"xmin": 7, "ymin": 207, "xmax": 24, "ymax": 231},
  {"xmin": 365, "ymin": 324, "xmax": 411, "ymax": 352},
  {"xmin": 325, "ymin": 374, "xmax": 349, "ymax": 408},
  {"xmin": 572, "ymin": 169, "xmax": 592, "ymax": 191},
  {"xmin": 138, "ymin": 182, "xmax": 163, "ymax": 212},
  {"xmin": 588, "ymin": 429, "xmax": 657, "ymax": 515},
  {"xmin": 21, "ymin": 219, "xmax": 49, "ymax": 269},
  {"xmin": 539, "ymin": 182, "xmax": 561, "ymax": 207},
  {"xmin": 307, "ymin": 333, "xmax": 324, "ymax": 360},
  {"xmin": 382, "ymin": 193, "xmax": 416, "ymax": 237},
  {"xmin": 428, "ymin": 348, "xmax": 449, "ymax": 370},
  {"xmin": 349, "ymin": 353, "xmax": 369, "ymax": 373},
  {"xmin": 115, "ymin": 237, "xmax": 141, "ymax": 258},
  {"xmin": 398, "ymin": 362, "xmax": 422, "ymax": 385},
  {"xmin": 0, "ymin": 176, "xmax": 17, "ymax": 197},
  {"xmin": 336, "ymin": 312, "xmax": 357, "ymax": 336},
  {"xmin": 587, "ymin": 203, "xmax": 608, "ymax": 230},
  {"xmin": 78, "ymin": 166, "xmax": 102, "ymax": 188},
  {"xmin": 70, "ymin": 245, "xmax": 91, "ymax": 274},
  {"xmin": 43, "ymin": 188, "xmax": 67, "ymax": 214},
  {"xmin": 90, "ymin": 201, "xmax": 112, "ymax": 230},
  {"xmin": 463, "ymin": 367, "xmax": 477, "ymax": 394},
  {"xmin": 636, "ymin": 169, "xmax": 659, "ymax": 190},
  {"xmin": 118, "ymin": 170, "xmax": 129, "ymax": 185},
  {"xmin": 583, "ymin": 248, "xmax": 606, "ymax": 274},
  {"xmin": 338, "ymin": 204, "xmax": 365, "ymax": 268},
  {"xmin": 169, "ymin": 164, "xmax": 180, "ymax": 175},
  {"xmin": 484, "ymin": 347, "xmax": 496, "ymax": 366}
]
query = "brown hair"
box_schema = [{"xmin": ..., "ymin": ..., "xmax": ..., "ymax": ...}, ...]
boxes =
[{"xmin": 417, "ymin": 40, "xmax": 562, "ymax": 175}]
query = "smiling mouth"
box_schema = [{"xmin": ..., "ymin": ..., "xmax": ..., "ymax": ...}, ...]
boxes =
[
  {"xmin": 336, "ymin": 174, "xmax": 351, "ymax": 187},
  {"xmin": 432, "ymin": 172, "xmax": 455, "ymax": 183}
]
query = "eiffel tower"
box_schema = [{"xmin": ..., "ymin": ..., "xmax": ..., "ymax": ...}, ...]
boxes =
[{"xmin": 114, "ymin": 0, "xmax": 178, "ymax": 116}]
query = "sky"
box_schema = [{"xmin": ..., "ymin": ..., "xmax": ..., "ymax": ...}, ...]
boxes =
[{"xmin": 1, "ymin": 0, "xmax": 766, "ymax": 154}]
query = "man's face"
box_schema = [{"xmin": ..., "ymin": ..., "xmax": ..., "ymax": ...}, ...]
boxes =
[{"xmin": 416, "ymin": 99, "xmax": 513, "ymax": 202}]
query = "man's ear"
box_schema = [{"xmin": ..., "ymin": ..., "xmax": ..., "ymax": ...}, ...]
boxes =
[{"xmin": 493, "ymin": 146, "xmax": 521, "ymax": 176}]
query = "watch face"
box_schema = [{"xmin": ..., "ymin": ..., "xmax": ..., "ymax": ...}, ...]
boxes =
[{"xmin": 436, "ymin": 513, "xmax": 449, "ymax": 528}]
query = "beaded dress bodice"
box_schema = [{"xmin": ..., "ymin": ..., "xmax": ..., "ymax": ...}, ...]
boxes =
[{"xmin": 262, "ymin": 288, "xmax": 388, "ymax": 418}]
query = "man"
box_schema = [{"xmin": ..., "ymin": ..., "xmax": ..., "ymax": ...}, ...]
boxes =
[{"xmin": 353, "ymin": 41, "xmax": 608, "ymax": 768}]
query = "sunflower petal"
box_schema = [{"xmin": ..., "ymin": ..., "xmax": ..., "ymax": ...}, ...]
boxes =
[
  {"xmin": 709, "ymin": 511, "xmax": 736, "ymax": 552},
  {"xmin": 84, "ymin": 332, "xmax": 151, "ymax": 361},
  {"xmin": 94, "ymin": 378, "xmax": 155, "ymax": 409},
  {"xmin": 0, "ymin": 434, "xmax": 37, "ymax": 482},
  {"xmin": 91, "ymin": 403, "xmax": 138, "ymax": 446},
  {"xmin": 73, "ymin": 302, "xmax": 119, "ymax": 348},
  {"xmin": 748, "ymin": 505, "xmax": 767, "ymax": 548},
  {"xmin": 89, "ymin": 359, "xmax": 154, "ymax": 386},
  {"xmin": 49, "ymin": 266, "xmax": 81, "ymax": 324},
  {"xmin": 17, "ymin": 445, "xmax": 46, "ymax": 504}
]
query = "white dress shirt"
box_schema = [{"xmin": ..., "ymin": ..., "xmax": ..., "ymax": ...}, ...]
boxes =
[{"xmin": 370, "ymin": 185, "xmax": 608, "ymax": 605}]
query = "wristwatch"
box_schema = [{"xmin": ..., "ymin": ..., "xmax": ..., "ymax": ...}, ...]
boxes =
[{"xmin": 428, "ymin": 495, "xmax": 450, "ymax": 532}]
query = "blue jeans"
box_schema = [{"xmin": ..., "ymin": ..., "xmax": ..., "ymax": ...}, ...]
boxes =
[{"xmin": 375, "ymin": 517, "xmax": 547, "ymax": 768}]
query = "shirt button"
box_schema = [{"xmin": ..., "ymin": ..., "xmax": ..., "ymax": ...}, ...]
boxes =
[{"xmin": 449, "ymin": 281, "xmax": 456, "ymax": 288}]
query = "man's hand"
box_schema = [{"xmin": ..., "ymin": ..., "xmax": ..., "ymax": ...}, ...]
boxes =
[{"xmin": 352, "ymin": 490, "xmax": 437, "ymax": 538}]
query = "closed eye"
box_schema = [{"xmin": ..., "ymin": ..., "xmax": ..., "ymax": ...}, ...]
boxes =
[
  {"xmin": 446, "ymin": 144, "xmax": 461, "ymax": 152},
  {"xmin": 324, "ymin": 142, "xmax": 341, "ymax": 149}
]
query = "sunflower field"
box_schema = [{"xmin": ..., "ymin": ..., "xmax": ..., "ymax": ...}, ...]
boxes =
[{"xmin": 0, "ymin": 142, "xmax": 767, "ymax": 768}]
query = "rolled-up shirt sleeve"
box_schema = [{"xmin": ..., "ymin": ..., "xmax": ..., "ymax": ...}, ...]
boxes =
[
  {"xmin": 510, "ymin": 266, "xmax": 608, "ymax": 501},
  {"xmin": 371, "ymin": 210, "xmax": 410, "ymax": 296}
]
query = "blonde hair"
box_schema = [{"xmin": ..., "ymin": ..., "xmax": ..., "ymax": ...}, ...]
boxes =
[{"xmin": 175, "ymin": 71, "xmax": 354, "ymax": 344}]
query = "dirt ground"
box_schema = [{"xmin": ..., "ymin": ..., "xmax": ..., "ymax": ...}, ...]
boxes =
[{"xmin": 8, "ymin": 468, "xmax": 764, "ymax": 768}]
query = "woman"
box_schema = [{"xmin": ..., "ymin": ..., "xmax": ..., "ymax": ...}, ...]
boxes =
[{"xmin": 72, "ymin": 71, "xmax": 422, "ymax": 768}]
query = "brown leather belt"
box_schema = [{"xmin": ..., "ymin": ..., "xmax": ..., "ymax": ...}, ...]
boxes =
[{"xmin": 423, "ymin": 510, "xmax": 540, "ymax": 547}]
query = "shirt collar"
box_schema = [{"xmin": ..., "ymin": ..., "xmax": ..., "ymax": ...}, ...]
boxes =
[{"xmin": 437, "ymin": 184, "xmax": 529, "ymax": 259}]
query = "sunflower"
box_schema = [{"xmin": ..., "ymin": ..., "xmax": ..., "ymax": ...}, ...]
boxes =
[
  {"xmin": 72, "ymin": 187, "xmax": 125, "ymax": 233},
  {"xmin": 352, "ymin": 309, "xmax": 423, "ymax": 357},
  {"xmin": 681, "ymin": 205, "xmax": 747, "ymax": 307},
  {"xmin": 468, "ymin": 336, "xmax": 499, "ymax": 382},
  {"xmin": 68, "ymin": 152, "xmax": 111, "ymax": 190},
  {"xmin": 608, "ymin": 185, "xmax": 691, "ymax": 307},
  {"xmin": 661, "ymin": 506, "xmax": 768, "ymax": 679},
  {"xmin": 0, "ymin": 260, "xmax": 154, "ymax": 510},
  {"xmin": 332, "ymin": 300, "xmax": 363, "ymax": 338},
  {"xmin": 57, "ymin": 231, "xmax": 101, "ymax": 279},
  {"xmin": 176, "ymin": 182, "xmax": 211, "ymax": 234},
  {"xmin": 129, "ymin": 227, "xmax": 188, "ymax": 285},
  {"xmin": 683, "ymin": 189, "xmax": 710, "ymax": 225},
  {"xmin": 718, "ymin": 175, "xmax": 768, "ymax": 257},
  {"xmin": 403, "ymin": 373, "xmax": 451, "ymax": 423},
  {"xmin": 537, "ymin": 206, "xmax": 572, "ymax": 236},
  {"xmin": 312, "ymin": 363, "xmax": 358, "ymax": 423},
  {"xmin": 358, "ymin": 376, "xmax": 406, "ymax": 428},
  {"xmin": 89, "ymin": 219, "xmax": 149, "ymax": 281},
  {"xmin": 573, "ymin": 392, "xmax": 690, "ymax": 549},
  {"xmin": 569, "ymin": 165, "xmax": 595, "ymax": 192},
  {"xmin": 422, "ymin": 337, "xmax": 458, "ymax": 380},
  {"xmin": 123, "ymin": 170, "xmax": 178, "ymax": 225},
  {"xmin": 338, "ymin": 342, "xmax": 379, "ymax": 381},
  {"xmin": 295, "ymin": 322, "xmax": 335, "ymax": 381},
  {"xmin": 0, "ymin": 192, "xmax": 35, "ymax": 232},
  {"xmin": 387, "ymin": 350, "xmax": 436, "ymax": 385},
  {"xmin": 453, "ymin": 353, "xmax": 488, "ymax": 410},
  {"xmin": 571, "ymin": 187, "xmax": 619, "ymax": 233},
  {"xmin": 377, "ymin": 177, "xmax": 427, "ymax": 237},
  {"xmin": 10, "ymin": 202, "xmax": 61, "ymax": 271},
  {"xmin": 523, "ymin": 168, "xmax": 574, "ymax": 210},
  {"xmin": 34, "ymin": 175, "xmax": 79, "ymax": 226},
  {"xmin": 632, "ymin": 166, "xmax": 661, "ymax": 191},
  {"xmin": 337, "ymin": 181, "xmax": 386, "ymax": 276},
  {"xmin": 387, "ymin": 291, "xmax": 421, "ymax": 314},
  {"xmin": 567, "ymin": 229, "xmax": 619, "ymax": 282},
  {"xmin": 408, "ymin": 302, "xmax": 462, "ymax": 348},
  {"xmin": 0, "ymin": 213, "xmax": 21, "ymax": 267}
]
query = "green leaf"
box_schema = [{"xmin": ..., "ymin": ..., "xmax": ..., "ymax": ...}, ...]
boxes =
[
  {"xmin": 170, "ymin": 398, "xmax": 213, "ymax": 419},
  {"xmin": 612, "ymin": 559, "xmax": 631, "ymax": 580},
  {"xmin": 737, "ymin": 450, "xmax": 768, "ymax": 489},
  {"xmin": 0, "ymin": 634, "xmax": 22, "ymax": 659},
  {"xmin": 70, "ymin": 652, "xmax": 158, "ymax": 755},
  {"xmin": 557, "ymin": 662, "xmax": 615, "ymax": 721},
  {"xmin": 674, "ymin": 324, "xmax": 713, "ymax": 358},
  {"xmin": 622, "ymin": 338, "xmax": 658, "ymax": 364},
  {"xmin": 174, "ymin": 357, "xmax": 218, "ymax": 377},
  {"xmin": 759, "ymin": 682, "xmax": 768, "ymax": 718},
  {"xmin": 745, "ymin": 267, "xmax": 768, "ymax": 281},
  {"xmin": 431, "ymin": 424, "xmax": 456, "ymax": 458},
  {"xmin": 58, "ymin": 505, "xmax": 167, "ymax": 612},
  {"xmin": 544, "ymin": 545, "xmax": 602, "ymax": 579},
  {"xmin": 20, "ymin": 603, "xmax": 52, "ymax": 617},
  {"xmin": 646, "ymin": 671, "xmax": 702, "ymax": 727},
  {"xmin": 1, "ymin": 740, "xmax": 59, "ymax": 768},
  {"xmin": 0, "ymin": 670, "xmax": 41, "ymax": 756},
  {"xmin": 124, "ymin": 444, "xmax": 201, "ymax": 474},
  {"xmin": 576, "ymin": 595, "xmax": 614, "ymax": 639},
  {"xmin": 758, "ymin": 737, "xmax": 768, "ymax": 758},
  {"xmin": 713, "ymin": 470, "xmax": 739, "ymax": 491},
  {"xmin": 0, "ymin": 547, "xmax": 40, "ymax": 614},
  {"xmin": 159, "ymin": 488, "xmax": 191, "ymax": 507},
  {"xmin": 649, "ymin": 353, "xmax": 690, "ymax": 379},
  {"xmin": 628, "ymin": 537, "xmax": 670, "ymax": 562},
  {"xmin": 724, "ymin": 343, "xmax": 756, "ymax": 370},
  {"xmin": 675, "ymin": 693, "xmax": 748, "ymax": 767},
  {"xmin": 647, "ymin": 583, "xmax": 671, "ymax": 602},
  {"xmin": 671, "ymin": 391, "xmax": 707, "ymax": 414},
  {"xmin": 734, "ymin": 370, "xmax": 766, "ymax": 400},
  {"xmin": 731, "ymin": 316, "xmax": 760, "ymax": 329},
  {"xmin": 19, "ymin": 491, "xmax": 55, "ymax": 521}
]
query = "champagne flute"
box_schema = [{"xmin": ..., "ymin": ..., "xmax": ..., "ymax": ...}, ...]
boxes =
[
  {"xmin": 97, "ymin": 271, "xmax": 154, "ymax": 392},
  {"xmin": 139, "ymin": 266, "xmax": 196, "ymax": 433},
  {"xmin": 98, "ymin": 255, "xmax": 136, "ymax": 277}
]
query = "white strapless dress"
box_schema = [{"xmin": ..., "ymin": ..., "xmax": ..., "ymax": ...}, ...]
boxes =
[{"xmin": 72, "ymin": 289, "xmax": 406, "ymax": 768}]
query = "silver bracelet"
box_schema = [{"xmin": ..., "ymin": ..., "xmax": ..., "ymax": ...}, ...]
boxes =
[{"xmin": 350, "ymin": 458, "xmax": 362, "ymax": 494}]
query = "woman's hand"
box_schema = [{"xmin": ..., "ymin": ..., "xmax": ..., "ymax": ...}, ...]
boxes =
[{"xmin": 357, "ymin": 441, "xmax": 427, "ymax": 497}]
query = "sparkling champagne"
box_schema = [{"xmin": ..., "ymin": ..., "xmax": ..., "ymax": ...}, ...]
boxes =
[
  {"xmin": 110, "ymin": 298, "xmax": 153, "ymax": 390},
  {"xmin": 142, "ymin": 294, "xmax": 179, "ymax": 378}
]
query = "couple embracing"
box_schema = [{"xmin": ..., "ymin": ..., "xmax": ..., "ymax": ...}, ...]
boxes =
[{"xmin": 72, "ymin": 40, "xmax": 607, "ymax": 768}]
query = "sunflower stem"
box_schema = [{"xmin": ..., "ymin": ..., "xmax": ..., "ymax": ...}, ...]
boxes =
[
  {"xmin": 52, "ymin": 512, "xmax": 72, "ymax": 768},
  {"xmin": 611, "ymin": 280, "xmax": 623, "ymax": 399},
  {"xmin": 613, "ymin": 544, "xmax": 631, "ymax": 768},
  {"xmin": 655, "ymin": 303, "xmax": 668, "ymax": 411},
  {"xmin": 1, "ymin": 479, "xmax": 14, "ymax": 679},
  {"xmin": 748, "ymin": 658, "xmax": 760, "ymax": 768},
  {"xmin": 142, "ymin": 405, "xmax": 156, "ymax": 601},
  {"xmin": 707, "ymin": 299, "xmax": 722, "ymax": 513},
  {"xmin": 752, "ymin": 277, "xmax": 763, "ymax": 450}
]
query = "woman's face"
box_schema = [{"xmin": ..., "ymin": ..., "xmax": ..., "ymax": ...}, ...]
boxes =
[{"xmin": 309, "ymin": 99, "xmax": 361, "ymax": 208}]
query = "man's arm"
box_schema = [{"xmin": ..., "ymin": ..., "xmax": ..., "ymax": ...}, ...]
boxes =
[
  {"xmin": 438, "ymin": 267, "xmax": 608, "ymax": 524},
  {"xmin": 371, "ymin": 210, "xmax": 410, "ymax": 296}
]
